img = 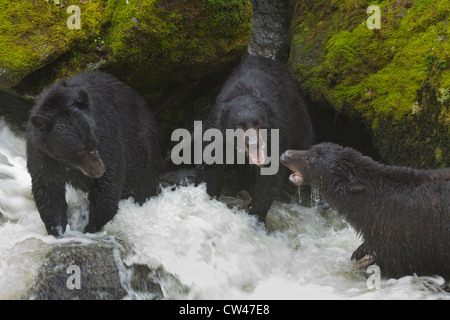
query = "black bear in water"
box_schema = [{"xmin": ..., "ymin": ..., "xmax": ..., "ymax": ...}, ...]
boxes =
[
  {"xmin": 197, "ymin": 55, "xmax": 314, "ymax": 223},
  {"xmin": 281, "ymin": 143, "xmax": 450, "ymax": 279},
  {"xmin": 27, "ymin": 72, "xmax": 163, "ymax": 237}
]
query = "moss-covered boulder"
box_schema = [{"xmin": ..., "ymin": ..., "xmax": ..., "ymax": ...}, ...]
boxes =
[
  {"xmin": 105, "ymin": 0, "xmax": 252, "ymax": 100},
  {"xmin": 0, "ymin": 0, "xmax": 105, "ymax": 89},
  {"xmin": 289, "ymin": 0, "xmax": 449, "ymax": 168},
  {"xmin": 1, "ymin": 0, "xmax": 252, "ymax": 102}
]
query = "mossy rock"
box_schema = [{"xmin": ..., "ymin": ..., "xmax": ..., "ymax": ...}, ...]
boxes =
[
  {"xmin": 0, "ymin": 0, "xmax": 105, "ymax": 88},
  {"xmin": 1, "ymin": 0, "xmax": 252, "ymax": 102},
  {"xmin": 289, "ymin": 0, "xmax": 449, "ymax": 168},
  {"xmin": 104, "ymin": 0, "xmax": 252, "ymax": 101}
]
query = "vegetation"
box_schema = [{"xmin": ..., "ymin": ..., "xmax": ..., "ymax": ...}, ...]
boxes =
[
  {"xmin": 0, "ymin": 0, "xmax": 105, "ymax": 88},
  {"xmin": 104, "ymin": 0, "xmax": 252, "ymax": 100},
  {"xmin": 0, "ymin": 0, "xmax": 252, "ymax": 102},
  {"xmin": 289, "ymin": 0, "xmax": 449, "ymax": 168}
]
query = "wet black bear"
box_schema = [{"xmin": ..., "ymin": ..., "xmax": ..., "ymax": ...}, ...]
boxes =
[
  {"xmin": 198, "ymin": 55, "xmax": 314, "ymax": 223},
  {"xmin": 281, "ymin": 143, "xmax": 450, "ymax": 279},
  {"xmin": 27, "ymin": 72, "xmax": 163, "ymax": 237}
]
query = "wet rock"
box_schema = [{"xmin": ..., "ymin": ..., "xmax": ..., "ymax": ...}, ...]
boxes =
[
  {"xmin": 352, "ymin": 254, "xmax": 376, "ymax": 275},
  {"xmin": 0, "ymin": 90, "xmax": 33, "ymax": 133},
  {"xmin": 30, "ymin": 242, "xmax": 163, "ymax": 300},
  {"xmin": 444, "ymin": 282, "xmax": 450, "ymax": 293},
  {"xmin": 248, "ymin": 0, "xmax": 291, "ymax": 61},
  {"xmin": 159, "ymin": 168, "xmax": 198, "ymax": 188}
]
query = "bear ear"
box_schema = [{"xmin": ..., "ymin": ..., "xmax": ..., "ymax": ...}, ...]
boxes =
[
  {"xmin": 74, "ymin": 88, "xmax": 89, "ymax": 109},
  {"xmin": 31, "ymin": 115, "xmax": 51, "ymax": 132}
]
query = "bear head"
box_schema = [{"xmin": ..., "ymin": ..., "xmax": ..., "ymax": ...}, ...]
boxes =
[
  {"xmin": 280, "ymin": 143, "xmax": 370, "ymax": 194},
  {"xmin": 29, "ymin": 82, "xmax": 106, "ymax": 179},
  {"xmin": 219, "ymin": 92, "xmax": 276, "ymax": 167}
]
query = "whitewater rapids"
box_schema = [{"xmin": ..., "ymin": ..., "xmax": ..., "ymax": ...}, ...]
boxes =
[{"xmin": 0, "ymin": 121, "xmax": 448, "ymax": 300}]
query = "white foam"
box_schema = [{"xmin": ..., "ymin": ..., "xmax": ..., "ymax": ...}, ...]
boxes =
[{"xmin": 0, "ymin": 120, "xmax": 448, "ymax": 300}]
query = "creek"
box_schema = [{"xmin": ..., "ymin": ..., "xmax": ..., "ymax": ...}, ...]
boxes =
[{"xmin": 0, "ymin": 0, "xmax": 448, "ymax": 300}]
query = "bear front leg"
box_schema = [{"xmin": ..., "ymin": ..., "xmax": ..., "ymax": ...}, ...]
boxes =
[
  {"xmin": 203, "ymin": 165, "xmax": 224, "ymax": 199},
  {"xmin": 248, "ymin": 174, "xmax": 278, "ymax": 224},
  {"xmin": 32, "ymin": 182, "xmax": 68, "ymax": 238},
  {"xmin": 84, "ymin": 181, "xmax": 121, "ymax": 234},
  {"xmin": 351, "ymin": 242, "xmax": 369, "ymax": 261}
]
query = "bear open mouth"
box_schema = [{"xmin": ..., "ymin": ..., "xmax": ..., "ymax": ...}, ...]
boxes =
[
  {"xmin": 248, "ymin": 149, "xmax": 266, "ymax": 167},
  {"xmin": 280, "ymin": 150, "xmax": 308, "ymax": 186},
  {"xmin": 245, "ymin": 131, "xmax": 266, "ymax": 167},
  {"xmin": 289, "ymin": 171, "xmax": 304, "ymax": 186}
]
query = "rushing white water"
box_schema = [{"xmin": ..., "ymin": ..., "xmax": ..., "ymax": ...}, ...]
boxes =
[{"xmin": 0, "ymin": 120, "xmax": 448, "ymax": 300}]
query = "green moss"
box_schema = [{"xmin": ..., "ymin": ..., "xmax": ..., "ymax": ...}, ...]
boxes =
[
  {"xmin": 103, "ymin": 0, "xmax": 252, "ymax": 100},
  {"xmin": 0, "ymin": 0, "xmax": 105, "ymax": 88},
  {"xmin": 1, "ymin": 0, "xmax": 251, "ymax": 105},
  {"xmin": 289, "ymin": 0, "xmax": 450, "ymax": 168},
  {"xmin": 203, "ymin": 0, "xmax": 251, "ymax": 26}
]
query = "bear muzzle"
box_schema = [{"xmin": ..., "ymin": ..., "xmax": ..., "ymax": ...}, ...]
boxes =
[
  {"xmin": 244, "ymin": 129, "xmax": 266, "ymax": 167},
  {"xmin": 280, "ymin": 150, "xmax": 309, "ymax": 186},
  {"xmin": 77, "ymin": 150, "xmax": 106, "ymax": 178}
]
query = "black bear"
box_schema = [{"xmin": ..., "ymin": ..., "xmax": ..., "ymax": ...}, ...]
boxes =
[
  {"xmin": 27, "ymin": 72, "xmax": 163, "ymax": 237},
  {"xmin": 281, "ymin": 143, "xmax": 450, "ymax": 279},
  {"xmin": 197, "ymin": 55, "xmax": 314, "ymax": 223}
]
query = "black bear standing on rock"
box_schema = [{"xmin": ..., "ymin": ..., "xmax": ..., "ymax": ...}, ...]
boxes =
[
  {"xmin": 197, "ymin": 55, "xmax": 314, "ymax": 223},
  {"xmin": 281, "ymin": 143, "xmax": 450, "ymax": 279},
  {"xmin": 27, "ymin": 72, "xmax": 163, "ymax": 237}
]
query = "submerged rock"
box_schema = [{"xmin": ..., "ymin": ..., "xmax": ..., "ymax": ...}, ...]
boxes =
[{"xmin": 160, "ymin": 168, "xmax": 198, "ymax": 188}]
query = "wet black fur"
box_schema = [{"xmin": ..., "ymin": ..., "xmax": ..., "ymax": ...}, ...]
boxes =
[
  {"xmin": 282, "ymin": 143, "xmax": 450, "ymax": 279},
  {"xmin": 198, "ymin": 55, "xmax": 314, "ymax": 223},
  {"xmin": 27, "ymin": 72, "xmax": 163, "ymax": 237}
]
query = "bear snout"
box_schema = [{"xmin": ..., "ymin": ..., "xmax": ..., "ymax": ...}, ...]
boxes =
[
  {"xmin": 77, "ymin": 150, "xmax": 106, "ymax": 178},
  {"xmin": 280, "ymin": 150, "xmax": 308, "ymax": 168}
]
